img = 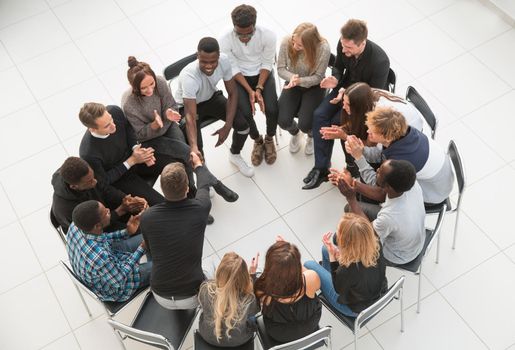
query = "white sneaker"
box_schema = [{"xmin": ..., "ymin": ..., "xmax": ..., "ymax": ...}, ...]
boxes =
[
  {"xmin": 289, "ymin": 132, "xmax": 302, "ymax": 153},
  {"xmin": 305, "ymin": 135, "xmax": 314, "ymax": 155},
  {"xmin": 229, "ymin": 153, "xmax": 255, "ymax": 177}
]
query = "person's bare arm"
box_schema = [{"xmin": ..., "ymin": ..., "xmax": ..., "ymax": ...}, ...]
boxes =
[{"xmin": 183, "ymin": 98, "xmax": 201, "ymax": 158}]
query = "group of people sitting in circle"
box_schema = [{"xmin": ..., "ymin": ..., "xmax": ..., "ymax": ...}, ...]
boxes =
[{"xmin": 50, "ymin": 4, "xmax": 455, "ymax": 347}]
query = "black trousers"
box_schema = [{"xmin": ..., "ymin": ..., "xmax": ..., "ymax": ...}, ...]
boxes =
[
  {"xmin": 180, "ymin": 91, "xmax": 250, "ymax": 155},
  {"xmin": 236, "ymin": 73, "xmax": 279, "ymax": 138},
  {"xmin": 278, "ymin": 85, "xmax": 325, "ymax": 135}
]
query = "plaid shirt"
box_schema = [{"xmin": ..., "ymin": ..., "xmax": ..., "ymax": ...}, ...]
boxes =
[{"xmin": 66, "ymin": 223, "xmax": 144, "ymax": 302}]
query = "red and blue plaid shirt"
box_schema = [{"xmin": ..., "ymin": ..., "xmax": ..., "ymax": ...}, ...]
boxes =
[{"xmin": 66, "ymin": 223, "xmax": 144, "ymax": 302}]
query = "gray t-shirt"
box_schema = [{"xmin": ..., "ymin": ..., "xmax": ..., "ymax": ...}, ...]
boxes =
[
  {"xmin": 198, "ymin": 284, "xmax": 259, "ymax": 346},
  {"xmin": 373, "ymin": 181, "xmax": 426, "ymax": 264},
  {"xmin": 175, "ymin": 53, "xmax": 234, "ymax": 104}
]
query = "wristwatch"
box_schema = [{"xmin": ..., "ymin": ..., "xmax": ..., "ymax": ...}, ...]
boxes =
[{"xmin": 255, "ymin": 84, "xmax": 264, "ymax": 92}]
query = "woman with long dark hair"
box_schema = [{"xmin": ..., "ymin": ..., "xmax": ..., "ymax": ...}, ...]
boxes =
[{"xmin": 254, "ymin": 238, "xmax": 321, "ymax": 343}]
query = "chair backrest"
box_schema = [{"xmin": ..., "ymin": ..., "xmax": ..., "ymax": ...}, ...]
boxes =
[
  {"xmin": 163, "ymin": 53, "xmax": 197, "ymax": 82},
  {"xmin": 50, "ymin": 210, "xmax": 67, "ymax": 246},
  {"xmin": 387, "ymin": 68, "xmax": 396, "ymax": 93},
  {"xmin": 60, "ymin": 260, "xmax": 103, "ymax": 304},
  {"xmin": 448, "ymin": 140, "xmax": 466, "ymax": 196},
  {"xmin": 355, "ymin": 276, "xmax": 405, "ymax": 329},
  {"xmin": 405, "ymin": 85, "xmax": 437, "ymax": 139},
  {"xmin": 273, "ymin": 326, "xmax": 331, "ymax": 350},
  {"xmin": 108, "ymin": 318, "xmax": 173, "ymax": 350}
]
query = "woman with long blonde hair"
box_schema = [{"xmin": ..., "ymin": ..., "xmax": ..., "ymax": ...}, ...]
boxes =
[
  {"xmin": 277, "ymin": 23, "xmax": 330, "ymax": 156},
  {"xmin": 304, "ymin": 213, "xmax": 386, "ymax": 316},
  {"xmin": 198, "ymin": 252, "xmax": 259, "ymax": 346}
]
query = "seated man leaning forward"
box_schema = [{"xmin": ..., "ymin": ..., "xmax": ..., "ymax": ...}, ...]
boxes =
[
  {"xmin": 66, "ymin": 200, "xmax": 151, "ymax": 302},
  {"xmin": 331, "ymin": 159, "xmax": 425, "ymax": 265},
  {"xmin": 140, "ymin": 152, "xmax": 212, "ymax": 309},
  {"xmin": 52, "ymin": 156, "xmax": 147, "ymax": 233},
  {"xmin": 175, "ymin": 37, "xmax": 254, "ymax": 177}
]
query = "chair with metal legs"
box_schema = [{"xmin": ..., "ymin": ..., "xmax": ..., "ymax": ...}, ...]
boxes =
[{"xmin": 319, "ymin": 276, "xmax": 405, "ymax": 350}]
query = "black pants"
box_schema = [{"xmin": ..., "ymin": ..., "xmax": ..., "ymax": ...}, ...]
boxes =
[
  {"xmin": 278, "ymin": 85, "xmax": 325, "ymax": 135},
  {"xmin": 236, "ymin": 73, "xmax": 279, "ymax": 138},
  {"xmin": 181, "ymin": 91, "xmax": 250, "ymax": 155}
]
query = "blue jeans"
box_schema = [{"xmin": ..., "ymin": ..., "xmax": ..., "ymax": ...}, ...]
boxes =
[
  {"xmin": 312, "ymin": 90, "xmax": 342, "ymax": 169},
  {"xmin": 111, "ymin": 234, "xmax": 152, "ymax": 287},
  {"xmin": 304, "ymin": 246, "xmax": 357, "ymax": 317}
]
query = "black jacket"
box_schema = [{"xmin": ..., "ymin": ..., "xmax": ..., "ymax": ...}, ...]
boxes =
[{"xmin": 51, "ymin": 169, "xmax": 125, "ymax": 233}]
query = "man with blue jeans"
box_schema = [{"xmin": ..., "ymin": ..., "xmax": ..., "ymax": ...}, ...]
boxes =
[{"xmin": 66, "ymin": 200, "xmax": 151, "ymax": 302}]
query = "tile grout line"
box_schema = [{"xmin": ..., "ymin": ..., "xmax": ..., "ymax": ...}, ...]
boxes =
[{"xmin": 0, "ymin": 182, "xmax": 77, "ymax": 340}]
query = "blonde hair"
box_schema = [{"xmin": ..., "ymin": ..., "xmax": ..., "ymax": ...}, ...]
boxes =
[
  {"xmin": 365, "ymin": 106, "xmax": 407, "ymax": 142},
  {"xmin": 201, "ymin": 252, "xmax": 254, "ymax": 341},
  {"xmin": 288, "ymin": 23, "xmax": 326, "ymax": 74},
  {"xmin": 336, "ymin": 213, "xmax": 380, "ymax": 267}
]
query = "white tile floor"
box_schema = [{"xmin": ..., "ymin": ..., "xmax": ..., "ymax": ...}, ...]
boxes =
[{"xmin": 0, "ymin": 0, "xmax": 514, "ymax": 349}]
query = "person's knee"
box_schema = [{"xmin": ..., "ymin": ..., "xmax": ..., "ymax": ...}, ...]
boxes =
[{"xmin": 297, "ymin": 115, "xmax": 313, "ymax": 134}]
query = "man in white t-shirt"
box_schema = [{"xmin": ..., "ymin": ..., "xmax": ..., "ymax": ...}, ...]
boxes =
[
  {"xmin": 219, "ymin": 4, "xmax": 279, "ymax": 167},
  {"xmin": 175, "ymin": 37, "xmax": 254, "ymax": 177},
  {"xmin": 333, "ymin": 159, "xmax": 426, "ymax": 265}
]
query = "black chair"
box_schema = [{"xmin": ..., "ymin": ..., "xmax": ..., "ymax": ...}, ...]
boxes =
[
  {"xmin": 60, "ymin": 260, "xmax": 148, "ymax": 318},
  {"xmin": 256, "ymin": 316, "xmax": 331, "ymax": 350},
  {"xmin": 387, "ymin": 68, "xmax": 396, "ymax": 93},
  {"xmin": 319, "ymin": 276, "xmax": 405, "ymax": 350},
  {"xmin": 392, "ymin": 203, "xmax": 446, "ymax": 313},
  {"xmin": 49, "ymin": 209, "xmax": 67, "ymax": 247},
  {"xmin": 108, "ymin": 292, "xmax": 198, "ymax": 350},
  {"xmin": 163, "ymin": 53, "xmax": 220, "ymax": 130},
  {"xmin": 193, "ymin": 330, "xmax": 255, "ymax": 350},
  {"xmin": 405, "ymin": 85, "xmax": 437, "ymax": 139},
  {"xmin": 424, "ymin": 140, "xmax": 466, "ymax": 249}
]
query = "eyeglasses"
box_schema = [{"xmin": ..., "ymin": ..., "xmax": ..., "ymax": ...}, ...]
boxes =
[{"xmin": 234, "ymin": 28, "xmax": 255, "ymax": 39}]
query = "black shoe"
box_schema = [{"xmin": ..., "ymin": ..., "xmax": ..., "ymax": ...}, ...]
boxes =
[
  {"xmin": 207, "ymin": 214, "xmax": 214, "ymax": 225},
  {"xmin": 303, "ymin": 167, "xmax": 318, "ymax": 184},
  {"xmin": 212, "ymin": 181, "xmax": 239, "ymax": 202},
  {"xmin": 302, "ymin": 169, "xmax": 329, "ymax": 190}
]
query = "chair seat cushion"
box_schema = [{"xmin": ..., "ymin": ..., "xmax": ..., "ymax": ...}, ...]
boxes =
[
  {"xmin": 424, "ymin": 198, "xmax": 451, "ymax": 213},
  {"xmin": 318, "ymin": 295, "xmax": 356, "ymax": 331},
  {"xmin": 132, "ymin": 293, "xmax": 197, "ymax": 350}
]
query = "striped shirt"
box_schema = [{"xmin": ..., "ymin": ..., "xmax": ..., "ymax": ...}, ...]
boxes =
[{"xmin": 66, "ymin": 223, "xmax": 144, "ymax": 302}]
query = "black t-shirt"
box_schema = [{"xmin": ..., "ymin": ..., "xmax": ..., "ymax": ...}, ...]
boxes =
[
  {"xmin": 330, "ymin": 245, "xmax": 387, "ymax": 313},
  {"xmin": 139, "ymin": 166, "xmax": 212, "ymax": 297}
]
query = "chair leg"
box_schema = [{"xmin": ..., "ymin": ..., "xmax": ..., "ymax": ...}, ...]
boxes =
[
  {"xmin": 452, "ymin": 209, "xmax": 461, "ymax": 250},
  {"xmin": 74, "ymin": 284, "xmax": 92, "ymax": 317},
  {"xmin": 435, "ymin": 229, "xmax": 441, "ymax": 264},
  {"xmin": 416, "ymin": 265, "xmax": 423, "ymax": 313},
  {"xmin": 354, "ymin": 329, "xmax": 358, "ymax": 350},
  {"xmin": 399, "ymin": 288, "xmax": 405, "ymax": 332}
]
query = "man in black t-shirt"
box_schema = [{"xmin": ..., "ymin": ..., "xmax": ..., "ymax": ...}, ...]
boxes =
[
  {"xmin": 140, "ymin": 152, "xmax": 211, "ymax": 310},
  {"xmin": 304, "ymin": 19, "xmax": 390, "ymax": 190}
]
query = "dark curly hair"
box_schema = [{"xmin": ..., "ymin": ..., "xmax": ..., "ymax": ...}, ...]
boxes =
[{"xmin": 60, "ymin": 157, "xmax": 90, "ymax": 185}]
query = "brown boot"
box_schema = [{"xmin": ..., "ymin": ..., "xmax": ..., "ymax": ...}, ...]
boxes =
[
  {"xmin": 251, "ymin": 136, "xmax": 265, "ymax": 166},
  {"xmin": 264, "ymin": 135, "xmax": 277, "ymax": 165}
]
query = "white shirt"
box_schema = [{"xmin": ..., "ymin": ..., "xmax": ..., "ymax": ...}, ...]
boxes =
[
  {"xmin": 175, "ymin": 53, "xmax": 234, "ymax": 104},
  {"xmin": 373, "ymin": 181, "xmax": 426, "ymax": 264},
  {"xmin": 376, "ymin": 95, "xmax": 424, "ymax": 132},
  {"xmin": 219, "ymin": 25, "xmax": 276, "ymax": 77}
]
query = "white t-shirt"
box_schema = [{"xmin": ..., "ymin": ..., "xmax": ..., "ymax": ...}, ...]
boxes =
[
  {"xmin": 373, "ymin": 181, "xmax": 426, "ymax": 264},
  {"xmin": 219, "ymin": 25, "xmax": 276, "ymax": 77},
  {"xmin": 175, "ymin": 53, "xmax": 234, "ymax": 104},
  {"xmin": 376, "ymin": 95, "xmax": 424, "ymax": 132}
]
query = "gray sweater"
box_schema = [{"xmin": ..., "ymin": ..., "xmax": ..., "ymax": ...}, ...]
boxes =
[
  {"xmin": 121, "ymin": 76, "xmax": 178, "ymax": 142},
  {"xmin": 277, "ymin": 36, "xmax": 330, "ymax": 88}
]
